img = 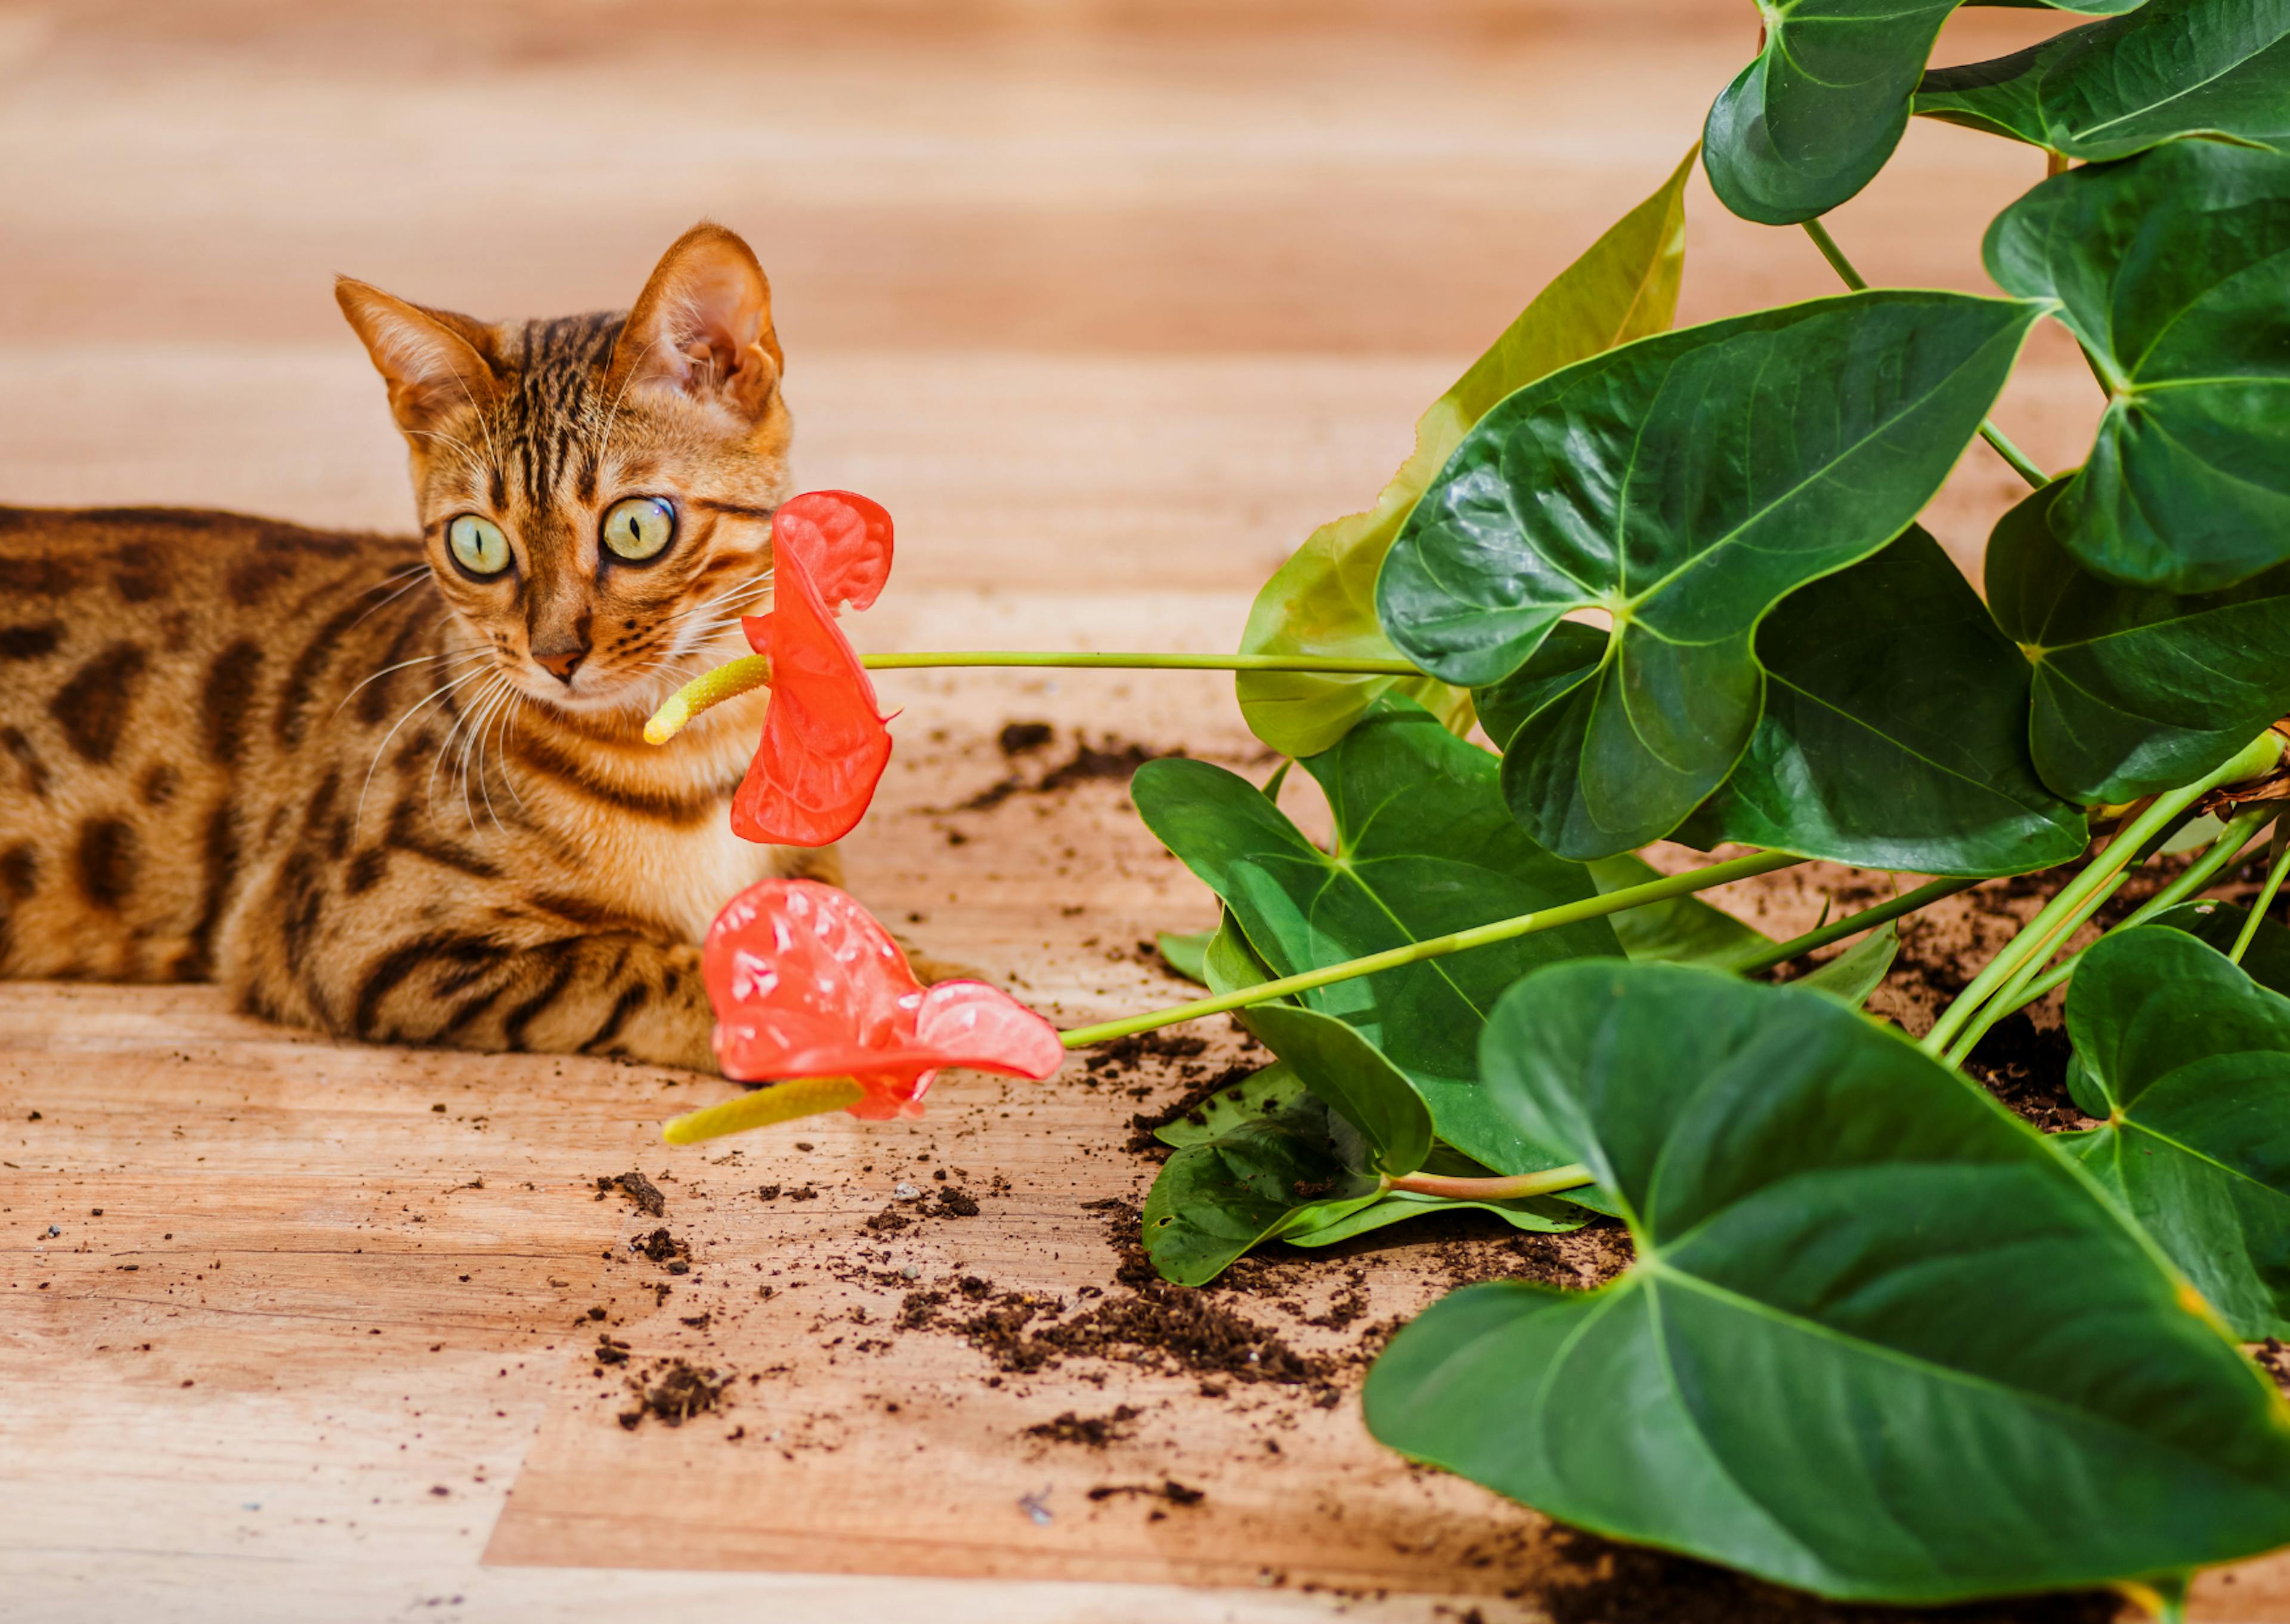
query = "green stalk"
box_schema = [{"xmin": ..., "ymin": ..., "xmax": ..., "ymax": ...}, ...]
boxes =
[
  {"xmin": 1060, "ymin": 849, "xmax": 1805, "ymax": 1048},
  {"xmin": 1942, "ymin": 864, "xmax": 2137, "ymax": 1068},
  {"xmin": 1800, "ymin": 219, "xmax": 2048, "ymax": 491},
  {"xmin": 1921, "ymin": 736, "xmax": 2286, "ymax": 1056},
  {"xmin": 1733, "ymin": 875, "xmax": 1983, "ymax": 977},
  {"xmin": 1976, "ymin": 804, "xmax": 2279, "ymax": 1024},
  {"xmin": 646, "ymin": 649, "xmax": 1427, "ymax": 742},
  {"xmin": 862, "ymin": 651, "xmax": 1423, "ymax": 674},
  {"xmin": 1386, "ymin": 1163, "xmax": 1592, "ymax": 1201},
  {"xmin": 2229, "ymin": 825, "xmax": 2290, "ymax": 964}
]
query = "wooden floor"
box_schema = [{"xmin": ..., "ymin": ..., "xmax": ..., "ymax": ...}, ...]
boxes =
[{"xmin": 4, "ymin": 2, "xmax": 2285, "ymax": 1621}]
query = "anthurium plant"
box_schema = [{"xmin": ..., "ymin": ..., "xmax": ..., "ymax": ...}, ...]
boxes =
[{"xmin": 645, "ymin": 1, "xmax": 2290, "ymax": 1611}]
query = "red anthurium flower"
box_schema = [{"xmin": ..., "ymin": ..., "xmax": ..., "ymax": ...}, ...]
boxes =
[
  {"xmin": 703, "ymin": 878, "xmax": 1065, "ymax": 1120},
  {"xmin": 729, "ymin": 491, "xmax": 896, "ymax": 848}
]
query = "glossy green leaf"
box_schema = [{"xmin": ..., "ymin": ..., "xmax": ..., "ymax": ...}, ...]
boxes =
[
  {"xmin": 1703, "ymin": 0, "xmax": 1961, "ymax": 225},
  {"xmin": 1986, "ymin": 141, "xmax": 2290, "ymax": 591},
  {"xmin": 1378, "ymin": 291, "xmax": 2039, "ymax": 857},
  {"xmin": 1586, "ymin": 852, "xmax": 1775, "ymax": 971},
  {"xmin": 1794, "ymin": 921, "xmax": 1898, "ymax": 1006},
  {"xmin": 1234, "ymin": 150, "xmax": 1695, "ymax": 758},
  {"xmin": 2058, "ymin": 927, "xmax": 2290, "ymax": 1337},
  {"xmin": 1674, "ymin": 528, "xmax": 2088, "ymax": 874},
  {"xmin": 1366, "ymin": 960, "xmax": 2290, "ymax": 1601},
  {"xmin": 1986, "ymin": 478, "xmax": 2290, "ymax": 803},
  {"xmin": 1919, "ymin": 0, "xmax": 2290, "ymax": 162},
  {"xmin": 1131, "ymin": 697, "xmax": 1620, "ymax": 1173},
  {"xmin": 1243, "ymin": 1002, "xmax": 1433, "ymax": 1176},
  {"xmin": 1155, "ymin": 927, "xmax": 1215, "ymax": 985},
  {"xmin": 2150, "ymin": 898, "xmax": 2290, "ymax": 996},
  {"xmin": 1143, "ymin": 1096, "xmax": 1385, "ymax": 1287},
  {"xmin": 1151, "ymin": 1062, "xmax": 1304, "ymax": 1150}
]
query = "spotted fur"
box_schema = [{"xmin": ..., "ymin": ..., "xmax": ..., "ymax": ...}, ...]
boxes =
[{"xmin": 0, "ymin": 224, "xmax": 832, "ymax": 1071}]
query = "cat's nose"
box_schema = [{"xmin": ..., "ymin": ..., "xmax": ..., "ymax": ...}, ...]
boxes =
[{"xmin": 531, "ymin": 642, "xmax": 587, "ymax": 684}]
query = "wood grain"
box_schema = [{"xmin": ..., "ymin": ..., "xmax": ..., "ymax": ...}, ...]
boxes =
[{"xmin": 2, "ymin": 2, "xmax": 2285, "ymax": 1620}]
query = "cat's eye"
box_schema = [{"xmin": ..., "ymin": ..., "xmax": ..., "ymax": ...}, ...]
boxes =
[
  {"xmin": 445, "ymin": 514, "xmax": 511, "ymax": 578},
  {"xmin": 601, "ymin": 496, "xmax": 677, "ymax": 564}
]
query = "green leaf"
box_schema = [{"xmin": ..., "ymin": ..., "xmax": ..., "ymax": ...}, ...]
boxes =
[
  {"xmin": 1985, "ymin": 141, "xmax": 2290, "ymax": 591},
  {"xmin": 1985, "ymin": 477, "xmax": 2290, "ymax": 803},
  {"xmin": 1286, "ymin": 1185, "xmax": 1587, "ymax": 1248},
  {"xmin": 1365, "ymin": 960, "xmax": 2290, "ymax": 1601},
  {"xmin": 1234, "ymin": 148, "xmax": 1695, "ymax": 757},
  {"xmin": 1143, "ymin": 1097, "xmax": 1385, "ymax": 1287},
  {"xmin": 1703, "ymin": 0, "xmax": 1962, "ymax": 225},
  {"xmin": 2149, "ymin": 898, "xmax": 2290, "ymax": 997},
  {"xmin": 1794, "ymin": 921, "xmax": 1898, "ymax": 1006},
  {"xmin": 1152, "ymin": 1061, "xmax": 1305, "ymax": 1149},
  {"xmin": 1919, "ymin": 0, "xmax": 2290, "ymax": 162},
  {"xmin": 1243, "ymin": 1002, "xmax": 1434, "ymax": 1176},
  {"xmin": 1155, "ymin": 928, "xmax": 1215, "ymax": 985},
  {"xmin": 2058, "ymin": 925, "xmax": 2290, "ymax": 1338},
  {"xmin": 1379, "ymin": 291, "xmax": 2040, "ymax": 858},
  {"xmin": 1674, "ymin": 528, "xmax": 2088, "ymax": 875},
  {"xmin": 1586, "ymin": 852, "xmax": 1775, "ymax": 971},
  {"xmin": 1131, "ymin": 696, "xmax": 1621, "ymax": 1173}
]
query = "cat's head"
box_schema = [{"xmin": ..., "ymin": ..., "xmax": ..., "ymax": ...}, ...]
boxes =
[{"xmin": 336, "ymin": 222, "xmax": 791, "ymax": 714}]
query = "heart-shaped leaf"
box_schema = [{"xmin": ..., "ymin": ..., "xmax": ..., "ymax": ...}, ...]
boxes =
[
  {"xmin": 1378, "ymin": 291, "xmax": 2039, "ymax": 857},
  {"xmin": 1143, "ymin": 1096, "xmax": 1386, "ymax": 1287},
  {"xmin": 1985, "ymin": 141, "xmax": 2290, "ymax": 591},
  {"xmin": 1150, "ymin": 1061, "xmax": 1305, "ymax": 1149},
  {"xmin": 1703, "ymin": 0, "xmax": 1963, "ymax": 225},
  {"xmin": 1793, "ymin": 921, "xmax": 1899, "ymax": 1006},
  {"xmin": 1131, "ymin": 697, "xmax": 1620, "ymax": 1173},
  {"xmin": 2149, "ymin": 899, "xmax": 2290, "ymax": 997},
  {"xmin": 1366, "ymin": 960, "xmax": 2290, "ymax": 1601},
  {"xmin": 1234, "ymin": 149, "xmax": 1695, "ymax": 758},
  {"xmin": 1985, "ymin": 477, "xmax": 2290, "ymax": 803},
  {"xmin": 2059, "ymin": 925, "xmax": 2290, "ymax": 1338},
  {"xmin": 1920, "ymin": 0, "xmax": 2290, "ymax": 162},
  {"xmin": 1673, "ymin": 527, "xmax": 2088, "ymax": 874}
]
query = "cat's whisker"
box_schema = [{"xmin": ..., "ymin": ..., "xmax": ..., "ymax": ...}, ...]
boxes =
[
  {"xmin": 589, "ymin": 330, "xmax": 677, "ymax": 477},
  {"xmin": 402, "ymin": 427, "xmax": 489, "ymax": 488},
  {"xmin": 426, "ymin": 671, "xmax": 502, "ymax": 814},
  {"xmin": 457, "ymin": 678, "xmax": 511, "ymax": 833},
  {"xmin": 355, "ymin": 661, "xmax": 497, "ymax": 838},
  {"xmin": 475, "ymin": 684, "xmax": 525, "ymax": 826},
  {"xmin": 330, "ymin": 637, "xmax": 489, "ymax": 720},
  {"xmin": 345, "ymin": 568, "xmax": 439, "ymax": 634}
]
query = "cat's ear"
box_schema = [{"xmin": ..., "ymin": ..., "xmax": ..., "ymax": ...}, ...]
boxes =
[
  {"xmin": 335, "ymin": 279, "xmax": 501, "ymax": 433},
  {"xmin": 606, "ymin": 223, "xmax": 783, "ymax": 421}
]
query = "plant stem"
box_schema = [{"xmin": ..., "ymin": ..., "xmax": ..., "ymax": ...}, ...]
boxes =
[
  {"xmin": 661, "ymin": 1076, "xmax": 867, "ymax": 1143},
  {"xmin": 1978, "ymin": 805, "xmax": 2279, "ymax": 1024},
  {"xmin": 1921, "ymin": 735, "xmax": 2286, "ymax": 1056},
  {"xmin": 1942, "ymin": 864, "xmax": 2137, "ymax": 1067},
  {"xmin": 863, "ymin": 650, "xmax": 1423, "ymax": 674},
  {"xmin": 645, "ymin": 649, "xmax": 1428, "ymax": 742},
  {"xmin": 1734, "ymin": 875, "xmax": 1983, "ymax": 977},
  {"xmin": 2231, "ymin": 826, "xmax": 2290, "ymax": 963},
  {"xmin": 1060, "ymin": 849, "xmax": 1806, "ymax": 1047},
  {"xmin": 1387, "ymin": 1163, "xmax": 1593, "ymax": 1201},
  {"xmin": 1799, "ymin": 219, "xmax": 2048, "ymax": 490}
]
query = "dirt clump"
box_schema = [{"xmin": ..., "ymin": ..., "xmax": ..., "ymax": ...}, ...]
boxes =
[
  {"xmin": 632, "ymin": 1227, "xmax": 691, "ymax": 1272},
  {"xmin": 1025, "ymin": 1404, "xmax": 1140, "ymax": 1446},
  {"xmin": 596, "ymin": 1169, "xmax": 666, "ymax": 1217},
  {"xmin": 957, "ymin": 734, "xmax": 1181, "ymax": 812},
  {"xmin": 618, "ymin": 1358, "xmax": 731, "ymax": 1430},
  {"xmin": 1087, "ymin": 1480, "xmax": 1205, "ymax": 1508},
  {"xmin": 997, "ymin": 720, "xmax": 1054, "ymax": 755}
]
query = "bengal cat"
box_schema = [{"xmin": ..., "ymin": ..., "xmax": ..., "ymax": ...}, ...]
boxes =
[{"xmin": 0, "ymin": 222, "xmax": 833, "ymax": 1072}]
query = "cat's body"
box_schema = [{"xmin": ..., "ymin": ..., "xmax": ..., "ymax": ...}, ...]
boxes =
[{"xmin": 0, "ymin": 225, "xmax": 825, "ymax": 1071}]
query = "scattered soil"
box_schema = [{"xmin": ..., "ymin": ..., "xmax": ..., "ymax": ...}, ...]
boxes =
[
  {"xmin": 1960, "ymin": 1011, "xmax": 2087, "ymax": 1132},
  {"xmin": 631, "ymin": 1226, "xmax": 691, "ymax": 1273},
  {"xmin": 1537, "ymin": 1530, "xmax": 2125, "ymax": 1624},
  {"xmin": 997, "ymin": 720, "xmax": 1055, "ymax": 755},
  {"xmin": 596, "ymin": 1170, "xmax": 666, "ymax": 1217},
  {"xmin": 955, "ymin": 733, "xmax": 1182, "ymax": 813},
  {"xmin": 617, "ymin": 1358, "xmax": 731, "ymax": 1430},
  {"xmin": 1025, "ymin": 1404, "xmax": 1140, "ymax": 1446},
  {"xmin": 1087, "ymin": 1480, "xmax": 1205, "ymax": 1508}
]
